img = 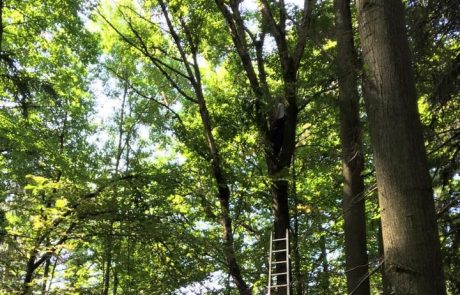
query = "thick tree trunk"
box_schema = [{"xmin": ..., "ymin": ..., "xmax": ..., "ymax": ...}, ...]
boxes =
[
  {"xmin": 266, "ymin": 85, "xmax": 298, "ymax": 295},
  {"xmin": 378, "ymin": 221, "xmax": 391, "ymax": 295},
  {"xmin": 355, "ymin": 0, "xmax": 446, "ymax": 293},
  {"xmin": 334, "ymin": 1, "xmax": 370, "ymax": 294}
]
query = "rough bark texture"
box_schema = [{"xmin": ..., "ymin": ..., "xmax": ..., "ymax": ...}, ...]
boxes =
[
  {"xmin": 378, "ymin": 221, "xmax": 391, "ymax": 295},
  {"xmin": 355, "ymin": 0, "xmax": 446, "ymax": 293},
  {"xmin": 334, "ymin": 0, "xmax": 370, "ymax": 294}
]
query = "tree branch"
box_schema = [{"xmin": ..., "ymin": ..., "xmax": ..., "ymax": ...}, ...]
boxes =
[{"xmin": 293, "ymin": 0, "xmax": 316, "ymax": 69}]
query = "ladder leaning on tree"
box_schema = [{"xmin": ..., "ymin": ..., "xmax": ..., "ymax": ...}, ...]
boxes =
[{"xmin": 267, "ymin": 229, "xmax": 290, "ymax": 295}]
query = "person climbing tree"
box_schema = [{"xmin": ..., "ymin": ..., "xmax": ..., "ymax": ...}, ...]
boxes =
[{"xmin": 270, "ymin": 101, "xmax": 286, "ymax": 156}]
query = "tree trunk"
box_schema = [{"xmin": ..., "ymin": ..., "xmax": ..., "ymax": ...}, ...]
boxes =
[
  {"xmin": 319, "ymin": 234, "xmax": 330, "ymax": 292},
  {"xmin": 22, "ymin": 253, "xmax": 37, "ymax": 295},
  {"xmin": 213, "ymin": 2, "xmax": 315, "ymax": 294},
  {"xmin": 266, "ymin": 79, "xmax": 298, "ymax": 295},
  {"xmin": 195, "ymin": 86, "xmax": 251, "ymax": 295},
  {"xmin": 334, "ymin": 0, "xmax": 370, "ymax": 294},
  {"xmin": 292, "ymin": 158, "xmax": 303, "ymax": 295},
  {"xmin": 378, "ymin": 220, "xmax": 391, "ymax": 295},
  {"xmin": 151, "ymin": 3, "xmax": 252, "ymax": 292},
  {"xmin": 113, "ymin": 270, "xmax": 118, "ymax": 295},
  {"xmin": 102, "ymin": 226, "xmax": 113, "ymax": 295},
  {"xmin": 355, "ymin": 0, "xmax": 446, "ymax": 293},
  {"xmin": 41, "ymin": 257, "xmax": 51, "ymax": 294}
]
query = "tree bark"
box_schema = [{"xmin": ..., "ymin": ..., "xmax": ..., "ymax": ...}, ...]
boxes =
[
  {"xmin": 355, "ymin": 0, "xmax": 446, "ymax": 293},
  {"xmin": 334, "ymin": 0, "xmax": 370, "ymax": 294},
  {"xmin": 378, "ymin": 220, "xmax": 391, "ymax": 295}
]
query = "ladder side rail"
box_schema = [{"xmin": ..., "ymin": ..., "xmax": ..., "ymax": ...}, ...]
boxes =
[
  {"xmin": 286, "ymin": 228, "xmax": 290, "ymax": 295},
  {"xmin": 268, "ymin": 231, "xmax": 273, "ymax": 295}
]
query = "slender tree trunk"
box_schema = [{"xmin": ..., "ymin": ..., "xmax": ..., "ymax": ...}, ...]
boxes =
[
  {"xmin": 195, "ymin": 86, "xmax": 251, "ymax": 295},
  {"xmin": 0, "ymin": 0, "xmax": 4, "ymax": 52},
  {"xmin": 46, "ymin": 250, "xmax": 60, "ymax": 294},
  {"xmin": 41, "ymin": 257, "xmax": 51, "ymax": 294},
  {"xmin": 355, "ymin": 0, "xmax": 446, "ymax": 293},
  {"xmin": 102, "ymin": 225, "xmax": 113, "ymax": 295},
  {"xmin": 319, "ymin": 234, "xmax": 330, "ymax": 292},
  {"xmin": 113, "ymin": 270, "xmax": 118, "ymax": 295},
  {"xmin": 292, "ymin": 157, "xmax": 303, "ymax": 295},
  {"xmin": 151, "ymin": 3, "xmax": 252, "ymax": 292},
  {"xmin": 334, "ymin": 1, "xmax": 370, "ymax": 294}
]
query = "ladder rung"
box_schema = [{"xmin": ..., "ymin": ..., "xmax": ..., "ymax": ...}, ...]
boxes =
[
  {"xmin": 272, "ymin": 238, "xmax": 287, "ymax": 242},
  {"xmin": 272, "ymin": 249, "xmax": 287, "ymax": 253},
  {"xmin": 270, "ymin": 284, "xmax": 289, "ymax": 288},
  {"xmin": 271, "ymin": 261, "xmax": 287, "ymax": 264},
  {"xmin": 271, "ymin": 272, "xmax": 288, "ymax": 276}
]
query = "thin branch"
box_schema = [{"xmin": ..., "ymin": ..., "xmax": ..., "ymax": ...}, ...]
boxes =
[
  {"xmin": 259, "ymin": 0, "xmax": 289, "ymax": 68},
  {"xmin": 293, "ymin": 0, "xmax": 315, "ymax": 69},
  {"xmin": 105, "ymin": 65, "xmax": 187, "ymax": 129},
  {"xmin": 118, "ymin": 4, "xmax": 172, "ymax": 36},
  {"xmin": 215, "ymin": 0, "xmax": 269, "ymax": 138},
  {"xmin": 349, "ymin": 259, "xmax": 384, "ymax": 295},
  {"xmin": 157, "ymin": 0, "xmax": 197, "ymax": 87},
  {"xmin": 121, "ymin": 11, "xmax": 191, "ymax": 81},
  {"xmin": 97, "ymin": 8, "xmax": 197, "ymax": 103}
]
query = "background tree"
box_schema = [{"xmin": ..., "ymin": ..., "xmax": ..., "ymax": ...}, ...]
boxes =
[{"xmin": 334, "ymin": 0, "xmax": 369, "ymax": 294}]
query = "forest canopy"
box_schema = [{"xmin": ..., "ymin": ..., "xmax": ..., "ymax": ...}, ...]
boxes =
[{"xmin": 0, "ymin": 0, "xmax": 458, "ymax": 294}]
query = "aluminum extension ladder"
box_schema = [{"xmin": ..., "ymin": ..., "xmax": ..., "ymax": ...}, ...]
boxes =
[{"xmin": 267, "ymin": 229, "xmax": 290, "ymax": 295}]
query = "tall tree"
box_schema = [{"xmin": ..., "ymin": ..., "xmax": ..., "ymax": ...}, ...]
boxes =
[
  {"xmin": 213, "ymin": 1, "xmax": 315, "ymax": 292},
  {"xmin": 97, "ymin": 1, "xmax": 251, "ymax": 293},
  {"xmin": 334, "ymin": 0, "xmax": 370, "ymax": 294},
  {"xmin": 355, "ymin": 0, "xmax": 446, "ymax": 293}
]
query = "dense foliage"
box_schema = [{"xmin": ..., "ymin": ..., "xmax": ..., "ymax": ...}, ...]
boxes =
[{"xmin": 0, "ymin": 0, "xmax": 458, "ymax": 294}]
